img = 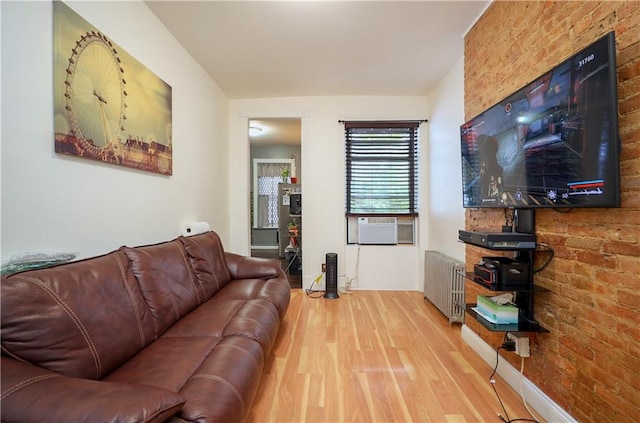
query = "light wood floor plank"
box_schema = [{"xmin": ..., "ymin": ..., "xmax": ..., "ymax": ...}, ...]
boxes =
[{"xmin": 247, "ymin": 290, "xmax": 545, "ymax": 423}]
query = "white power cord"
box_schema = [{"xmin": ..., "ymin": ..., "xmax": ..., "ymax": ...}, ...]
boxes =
[
  {"xmin": 519, "ymin": 357, "xmax": 540, "ymax": 422},
  {"xmin": 339, "ymin": 244, "xmax": 361, "ymax": 294},
  {"xmin": 339, "ymin": 277, "xmax": 354, "ymax": 294}
]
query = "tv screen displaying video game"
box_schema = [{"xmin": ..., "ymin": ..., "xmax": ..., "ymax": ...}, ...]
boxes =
[{"xmin": 460, "ymin": 32, "xmax": 620, "ymax": 209}]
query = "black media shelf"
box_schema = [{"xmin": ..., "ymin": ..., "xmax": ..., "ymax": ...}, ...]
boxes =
[
  {"xmin": 466, "ymin": 304, "xmax": 549, "ymax": 333},
  {"xmin": 464, "ymin": 272, "xmax": 550, "ymax": 293},
  {"xmin": 460, "ymin": 209, "xmax": 549, "ymax": 334}
]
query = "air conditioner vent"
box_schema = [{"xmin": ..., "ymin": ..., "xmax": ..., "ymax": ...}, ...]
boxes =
[{"xmin": 358, "ymin": 217, "xmax": 398, "ymax": 245}]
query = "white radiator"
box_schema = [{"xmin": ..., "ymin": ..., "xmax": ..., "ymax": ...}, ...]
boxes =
[{"xmin": 424, "ymin": 250, "xmax": 466, "ymax": 324}]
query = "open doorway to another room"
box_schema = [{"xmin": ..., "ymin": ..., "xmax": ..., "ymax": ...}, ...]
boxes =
[{"xmin": 249, "ymin": 118, "xmax": 302, "ymax": 288}]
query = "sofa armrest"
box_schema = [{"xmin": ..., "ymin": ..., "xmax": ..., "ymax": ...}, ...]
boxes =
[
  {"xmin": 1, "ymin": 357, "xmax": 185, "ymax": 423},
  {"xmin": 225, "ymin": 252, "xmax": 283, "ymax": 280}
]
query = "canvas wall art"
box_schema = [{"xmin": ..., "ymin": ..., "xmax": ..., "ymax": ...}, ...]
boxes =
[{"xmin": 53, "ymin": 1, "xmax": 173, "ymax": 175}]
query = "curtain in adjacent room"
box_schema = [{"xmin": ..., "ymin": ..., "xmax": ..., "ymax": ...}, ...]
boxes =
[{"xmin": 256, "ymin": 162, "xmax": 290, "ymax": 228}]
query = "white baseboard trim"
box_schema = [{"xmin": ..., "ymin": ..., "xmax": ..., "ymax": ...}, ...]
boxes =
[
  {"xmin": 249, "ymin": 245, "xmax": 279, "ymax": 250},
  {"xmin": 461, "ymin": 325, "xmax": 577, "ymax": 423}
]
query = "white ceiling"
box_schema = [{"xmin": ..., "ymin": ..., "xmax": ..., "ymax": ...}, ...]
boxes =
[{"xmin": 145, "ymin": 0, "xmax": 489, "ymax": 144}]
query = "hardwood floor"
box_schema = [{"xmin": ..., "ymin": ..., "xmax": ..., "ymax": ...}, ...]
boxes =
[{"xmin": 247, "ymin": 290, "xmax": 545, "ymax": 423}]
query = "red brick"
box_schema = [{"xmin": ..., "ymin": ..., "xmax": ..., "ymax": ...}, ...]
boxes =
[
  {"xmin": 595, "ymin": 296, "xmax": 637, "ymax": 321},
  {"xmin": 617, "ymin": 255, "xmax": 640, "ymax": 281},
  {"xmin": 592, "ymin": 365, "xmax": 620, "ymax": 391},
  {"xmin": 596, "ymin": 268, "xmax": 637, "ymax": 288},
  {"xmin": 603, "ymin": 239, "xmax": 640, "ymax": 256},
  {"xmin": 618, "ymin": 60, "xmax": 640, "ymax": 84},
  {"xmin": 620, "ymin": 156, "xmax": 640, "ymax": 177},
  {"xmin": 623, "ymin": 157, "xmax": 640, "ymax": 178},
  {"xmin": 621, "ymin": 175, "xmax": 640, "ymax": 193},
  {"xmin": 591, "ymin": 387, "xmax": 632, "ymax": 422},
  {"xmin": 594, "ymin": 327, "xmax": 627, "ymax": 351},
  {"xmin": 619, "ymin": 93, "xmax": 640, "ymax": 115},
  {"xmin": 575, "ymin": 316, "xmax": 598, "ymax": 338},
  {"xmin": 617, "ymin": 319, "xmax": 640, "ymax": 346},
  {"xmin": 621, "ymin": 191, "xmax": 640, "ymax": 208},
  {"xmin": 617, "ymin": 289, "xmax": 640, "ymax": 309},
  {"xmin": 617, "ymin": 68, "xmax": 640, "ymax": 100},
  {"xmin": 608, "ymin": 360, "xmax": 638, "ymax": 387},
  {"xmin": 572, "ymin": 13, "xmax": 593, "ymax": 36},
  {"xmin": 576, "ymin": 250, "xmax": 617, "ymax": 267},
  {"xmin": 618, "ymin": 115, "xmax": 640, "ymax": 139},
  {"xmin": 561, "ymin": 335, "xmax": 595, "ymax": 361}
]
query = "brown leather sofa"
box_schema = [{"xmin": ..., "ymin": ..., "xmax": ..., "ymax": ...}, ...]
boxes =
[{"xmin": 1, "ymin": 231, "xmax": 291, "ymax": 423}]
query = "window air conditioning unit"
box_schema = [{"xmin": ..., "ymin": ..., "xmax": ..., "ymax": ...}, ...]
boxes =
[{"xmin": 357, "ymin": 217, "xmax": 398, "ymax": 245}]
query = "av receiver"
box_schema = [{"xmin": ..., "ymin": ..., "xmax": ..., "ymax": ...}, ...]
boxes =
[
  {"xmin": 473, "ymin": 256, "xmax": 530, "ymax": 289},
  {"xmin": 459, "ymin": 230, "xmax": 536, "ymax": 250}
]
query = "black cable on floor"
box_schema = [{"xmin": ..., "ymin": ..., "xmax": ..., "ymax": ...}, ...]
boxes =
[
  {"xmin": 490, "ymin": 343, "xmax": 511, "ymax": 422},
  {"xmin": 305, "ymin": 272, "xmax": 326, "ymax": 298},
  {"xmin": 490, "ymin": 338, "xmax": 540, "ymax": 423},
  {"xmin": 305, "ymin": 288, "xmax": 325, "ymax": 298}
]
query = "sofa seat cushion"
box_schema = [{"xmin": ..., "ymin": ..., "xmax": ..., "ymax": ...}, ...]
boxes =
[
  {"xmin": 212, "ymin": 277, "xmax": 291, "ymax": 320},
  {"xmin": 1, "ymin": 250, "xmax": 156, "ymax": 380},
  {"xmin": 105, "ymin": 336, "xmax": 265, "ymax": 423},
  {"xmin": 104, "ymin": 336, "xmax": 222, "ymax": 393},
  {"xmin": 1, "ymin": 357, "xmax": 185, "ymax": 423},
  {"xmin": 173, "ymin": 336, "xmax": 265, "ymax": 423},
  {"xmin": 163, "ymin": 298, "xmax": 280, "ymax": 353}
]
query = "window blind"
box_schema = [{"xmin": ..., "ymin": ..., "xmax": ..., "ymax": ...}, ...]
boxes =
[{"xmin": 344, "ymin": 121, "xmax": 420, "ymax": 215}]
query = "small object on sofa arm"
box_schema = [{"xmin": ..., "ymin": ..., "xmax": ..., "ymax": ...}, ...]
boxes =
[{"xmin": 0, "ymin": 357, "xmax": 185, "ymax": 423}]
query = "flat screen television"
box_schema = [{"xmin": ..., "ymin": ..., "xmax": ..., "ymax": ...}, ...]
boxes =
[{"xmin": 460, "ymin": 31, "xmax": 621, "ymax": 209}]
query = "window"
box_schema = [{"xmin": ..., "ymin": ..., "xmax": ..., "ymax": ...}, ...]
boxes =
[
  {"xmin": 344, "ymin": 121, "xmax": 420, "ymax": 215},
  {"xmin": 252, "ymin": 159, "xmax": 294, "ymax": 228}
]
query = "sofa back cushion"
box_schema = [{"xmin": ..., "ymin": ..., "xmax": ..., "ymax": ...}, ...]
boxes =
[
  {"xmin": 179, "ymin": 231, "xmax": 232, "ymax": 301},
  {"xmin": 0, "ymin": 249, "xmax": 156, "ymax": 380},
  {"xmin": 124, "ymin": 240, "xmax": 201, "ymax": 336}
]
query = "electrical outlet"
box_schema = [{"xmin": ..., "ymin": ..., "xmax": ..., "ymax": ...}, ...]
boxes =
[
  {"xmin": 321, "ymin": 263, "xmax": 326, "ymax": 273},
  {"xmin": 507, "ymin": 332, "xmax": 530, "ymax": 357}
]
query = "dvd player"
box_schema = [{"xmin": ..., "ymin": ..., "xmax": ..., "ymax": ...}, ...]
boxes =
[{"xmin": 458, "ymin": 230, "xmax": 536, "ymax": 250}]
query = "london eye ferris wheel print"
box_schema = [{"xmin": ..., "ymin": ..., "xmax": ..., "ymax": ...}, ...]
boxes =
[{"xmin": 53, "ymin": 1, "xmax": 172, "ymax": 175}]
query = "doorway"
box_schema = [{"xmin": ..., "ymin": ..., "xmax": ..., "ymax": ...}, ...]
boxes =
[{"xmin": 249, "ymin": 118, "xmax": 302, "ymax": 288}]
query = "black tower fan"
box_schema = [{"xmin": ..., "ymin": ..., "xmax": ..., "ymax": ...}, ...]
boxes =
[{"xmin": 324, "ymin": 253, "xmax": 339, "ymax": 299}]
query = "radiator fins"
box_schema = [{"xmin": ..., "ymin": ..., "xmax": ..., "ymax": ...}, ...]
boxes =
[{"xmin": 424, "ymin": 251, "xmax": 465, "ymax": 324}]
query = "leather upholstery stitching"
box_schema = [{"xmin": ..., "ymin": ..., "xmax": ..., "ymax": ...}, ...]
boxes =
[
  {"xmin": 252, "ymin": 301, "xmax": 279, "ymax": 321},
  {"xmin": 1, "ymin": 346, "xmax": 29, "ymax": 363},
  {"xmin": 229, "ymin": 317, "xmax": 273, "ymax": 347},
  {"xmin": 1, "ymin": 374, "xmax": 61, "ymax": 400},
  {"xmin": 14, "ymin": 276, "xmax": 103, "ymax": 379},
  {"xmin": 115, "ymin": 253, "xmax": 147, "ymax": 348},
  {"xmin": 219, "ymin": 302, "xmax": 245, "ymax": 334},
  {"xmin": 139, "ymin": 248, "xmax": 182, "ymax": 323},
  {"xmin": 223, "ymin": 301, "xmax": 276, "ymax": 346},
  {"xmin": 222, "ymin": 343, "xmax": 260, "ymax": 370},
  {"xmin": 179, "ymin": 239, "xmax": 207, "ymax": 303},
  {"xmin": 190, "ymin": 236, "xmax": 223, "ymax": 293},
  {"xmin": 192, "ymin": 374, "xmax": 245, "ymax": 415},
  {"xmin": 178, "ymin": 245, "xmax": 202, "ymax": 305}
]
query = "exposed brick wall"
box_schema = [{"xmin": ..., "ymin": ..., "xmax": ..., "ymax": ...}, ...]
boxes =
[{"xmin": 463, "ymin": 2, "xmax": 639, "ymax": 422}]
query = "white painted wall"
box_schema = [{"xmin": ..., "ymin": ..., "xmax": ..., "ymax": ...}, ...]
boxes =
[
  {"xmin": 1, "ymin": 1, "xmax": 230, "ymax": 262},
  {"xmin": 424, "ymin": 57, "xmax": 466, "ymax": 262},
  {"xmin": 229, "ymin": 97, "xmax": 429, "ymax": 291}
]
